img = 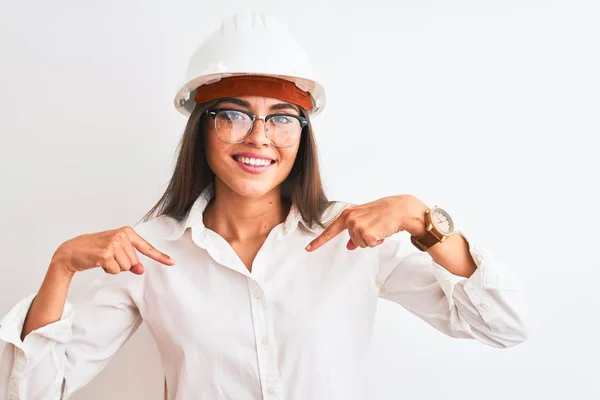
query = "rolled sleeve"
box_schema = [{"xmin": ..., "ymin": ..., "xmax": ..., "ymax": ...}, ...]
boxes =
[
  {"xmin": 378, "ymin": 232, "xmax": 529, "ymax": 348},
  {"xmin": 0, "ymin": 294, "xmax": 73, "ymax": 399},
  {"xmin": 0, "ymin": 273, "xmax": 142, "ymax": 399},
  {"xmin": 0, "ymin": 293, "xmax": 73, "ymax": 355}
]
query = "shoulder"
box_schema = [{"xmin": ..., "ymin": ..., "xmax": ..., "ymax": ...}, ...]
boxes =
[{"xmin": 132, "ymin": 215, "xmax": 180, "ymax": 242}]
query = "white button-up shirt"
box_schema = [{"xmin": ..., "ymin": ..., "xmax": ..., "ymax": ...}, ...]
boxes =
[{"xmin": 0, "ymin": 186, "xmax": 528, "ymax": 399}]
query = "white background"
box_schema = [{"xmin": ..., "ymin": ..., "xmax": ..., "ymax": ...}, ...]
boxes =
[{"xmin": 1, "ymin": 0, "xmax": 598, "ymax": 399}]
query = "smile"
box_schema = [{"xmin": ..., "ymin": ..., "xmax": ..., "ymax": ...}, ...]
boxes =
[
  {"xmin": 231, "ymin": 154, "xmax": 276, "ymax": 174},
  {"xmin": 232, "ymin": 155, "xmax": 275, "ymax": 167}
]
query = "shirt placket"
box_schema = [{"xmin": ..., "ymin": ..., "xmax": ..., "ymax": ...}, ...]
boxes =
[
  {"xmin": 247, "ymin": 277, "xmax": 282, "ymax": 400},
  {"xmin": 8, "ymin": 345, "xmax": 24, "ymax": 400}
]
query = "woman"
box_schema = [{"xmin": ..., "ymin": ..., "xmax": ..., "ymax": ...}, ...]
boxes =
[{"xmin": 0, "ymin": 11, "xmax": 528, "ymax": 400}]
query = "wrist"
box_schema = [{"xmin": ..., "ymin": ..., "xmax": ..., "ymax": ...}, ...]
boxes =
[
  {"xmin": 48, "ymin": 256, "xmax": 76, "ymax": 281},
  {"xmin": 397, "ymin": 195, "xmax": 428, "ymax": 237}
]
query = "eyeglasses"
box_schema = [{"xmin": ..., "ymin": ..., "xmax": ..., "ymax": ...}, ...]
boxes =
[{"xmin": 205, "ymin": 108, "xmax": 309, "ymax": 148}]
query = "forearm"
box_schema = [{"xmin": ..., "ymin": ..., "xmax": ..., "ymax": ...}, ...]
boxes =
[
  {"xmin": 21, "ymin": 260, "xmax": 75, "ymax": 340},
  {"xmin": 426, "ymin": 232, "xmax": 476, "ymax": 278}
]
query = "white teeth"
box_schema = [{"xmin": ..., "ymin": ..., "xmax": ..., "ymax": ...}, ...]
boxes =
[{"xmin": 236, "ymin": 156, "xmax": 272, "ymax": 167}]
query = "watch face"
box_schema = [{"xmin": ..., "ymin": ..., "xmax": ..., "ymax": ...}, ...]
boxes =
[{"xmin": 431, "ymin": 208, "xmax": 454, "ymax": 235}]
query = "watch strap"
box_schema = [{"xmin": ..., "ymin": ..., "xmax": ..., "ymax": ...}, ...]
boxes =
[{"xmin": 411, "ymin": 230, "xmax": 442, "ymax": 251}]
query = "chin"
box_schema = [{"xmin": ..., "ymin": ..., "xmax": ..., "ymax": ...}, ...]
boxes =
[{"xmin": 228, "ymin": 180, "xmax": 279, "ymax": 199}]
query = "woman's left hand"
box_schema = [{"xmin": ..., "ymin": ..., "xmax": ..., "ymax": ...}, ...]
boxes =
[{"xmin": 305, "ymin": 195, "xmax": 429, "ymax": 252}]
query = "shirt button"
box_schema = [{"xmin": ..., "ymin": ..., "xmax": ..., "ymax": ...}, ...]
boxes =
[
  {"xmin": 262, "ymin": 337, "xmax": 270, "ymax": 346},
  {"xmin": 266, "ymin": 386, "xmax": 276, "ymax": 394},
  {"xmin": 254, "ymin": 290, "xmax": 262, "ymax": 300},
  {"xmin": 480, "ymin": 303, "xmax": 488, "ymax": 311}
]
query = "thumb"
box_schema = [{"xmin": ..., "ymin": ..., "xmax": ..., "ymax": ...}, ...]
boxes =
[{"xmin": 130, "ymin": 263, "xmax": 145, "ymax": 275}]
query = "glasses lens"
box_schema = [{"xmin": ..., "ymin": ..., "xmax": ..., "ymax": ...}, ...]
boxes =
[
  {"xmin": 214, "ymin": 110, "xmax": 252, "ymax": 143},
  {"xmin": 266, "ymin": 115, "xmax": 302, "ymax": 147}
]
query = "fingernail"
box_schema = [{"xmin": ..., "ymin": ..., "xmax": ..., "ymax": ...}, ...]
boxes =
[{"xmin": 305, "ymin": 244, "xmax": 312, "ymax": 251}]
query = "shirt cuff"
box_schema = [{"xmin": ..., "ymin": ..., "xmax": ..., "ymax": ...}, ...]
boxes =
[
  {"xmin": 0, "ymin": 293, "xmax": 73, "ymax": 372},
  {"xmin": 431, "ymin": 231, "xmax": 524, "ymax": 329},
  {"xmin": 431, "ymin": 231, "xmax": 485, "ymax": 309}
]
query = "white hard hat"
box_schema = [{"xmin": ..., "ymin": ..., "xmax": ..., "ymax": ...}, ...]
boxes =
[{"xmin": 174, "ymin": 11, "xmax": 326, "ymax": 117}]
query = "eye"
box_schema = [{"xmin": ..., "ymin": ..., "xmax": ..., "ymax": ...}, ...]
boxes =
[
  {"xmin": 271, "ymin": 115, "xmax": 295, "ymax": 124},
  {"xmin": 218, "ymin": 110, "xmax": 247, "ymax": 121}
]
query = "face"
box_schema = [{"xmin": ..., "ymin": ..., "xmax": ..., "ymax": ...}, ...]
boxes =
[{"xmin": 204, "ymin": 96, "xmax": 303, "ymax": 199}]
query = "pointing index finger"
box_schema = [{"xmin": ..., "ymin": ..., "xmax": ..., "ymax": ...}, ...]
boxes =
[
  {"xmin": 126, "ymin": 230, "xmax": 175, "ymax": 266},
  {"xmin": 306, "ymin": 215, "xmax": 347, "ymax": 252}
]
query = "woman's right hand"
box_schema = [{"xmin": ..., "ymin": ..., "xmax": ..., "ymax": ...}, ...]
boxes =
[{"xmin": 51, "ymin": 226, "xmax": 175, "ymax": 276}]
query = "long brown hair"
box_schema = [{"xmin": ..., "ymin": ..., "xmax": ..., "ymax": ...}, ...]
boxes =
[{"xmin": 142, "ymin": 100, "xmax": 331, "ymax": 229}]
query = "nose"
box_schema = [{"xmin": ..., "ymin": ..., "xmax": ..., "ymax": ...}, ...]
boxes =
[{"xmin": 244, "ymin": 118, "xmax": 270, "ymax": 147}]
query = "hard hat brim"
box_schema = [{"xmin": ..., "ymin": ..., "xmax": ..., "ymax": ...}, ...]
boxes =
[{"xmin": 174, "ymin": 72, "xmax": 326, "ymax": 117}]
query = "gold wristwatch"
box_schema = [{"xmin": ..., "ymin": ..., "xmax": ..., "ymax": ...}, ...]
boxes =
[{"xmin": 410, "ymin": 206, "xmax": 455, "ymax": 251}]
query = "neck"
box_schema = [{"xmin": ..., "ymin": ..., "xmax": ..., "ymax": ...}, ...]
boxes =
[{"xmin": 203, "ymin": 180, "xmax": 289, "ymax": 242}]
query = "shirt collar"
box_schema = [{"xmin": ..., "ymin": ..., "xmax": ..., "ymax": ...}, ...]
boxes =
[
  {"xmin": 164, "ymin": 184, "xmax": 213, "ymax": 241},
  {"xmin": 165, "ymin": 184, "xmax": 326, "ymax": 241}
]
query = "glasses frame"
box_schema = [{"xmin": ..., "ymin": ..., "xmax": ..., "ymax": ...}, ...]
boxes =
[{"xmin": 205, "ymin": 108, "xmax": 309, "ymax": 148}]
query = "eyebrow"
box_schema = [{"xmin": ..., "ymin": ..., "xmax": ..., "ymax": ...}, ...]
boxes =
[
  {"xmin": 269, "ymin": 103, "xmax": 300, "ymax": 113},
  {"xmin": 215, "ymin": 97, "xmax": 251, "ymax": 108},
  {"xmin": 215, "ymin": 97, "xmax": 301, "ymax": 114}
]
